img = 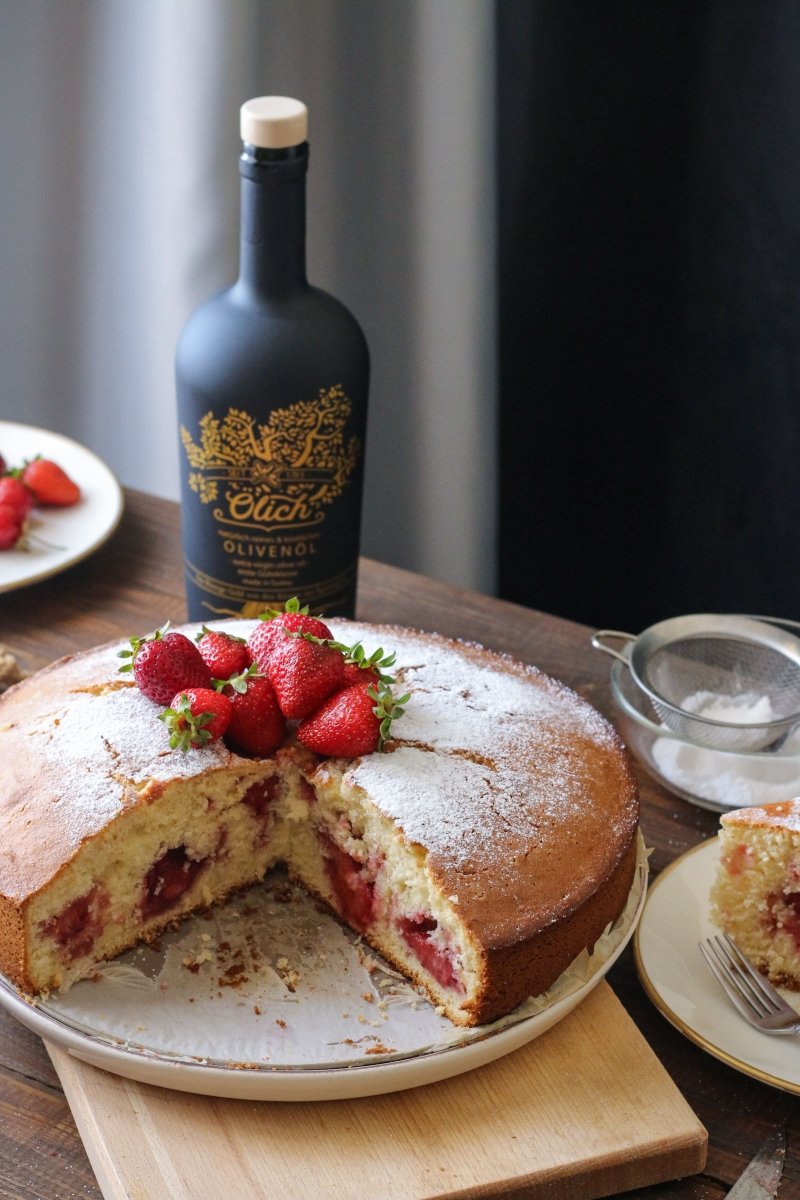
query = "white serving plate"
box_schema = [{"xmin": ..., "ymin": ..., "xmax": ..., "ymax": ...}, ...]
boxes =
[
  {"xmin": 0, "ymin": 421, "xmax": 123, "ymax": 593},
  {"xmin": 635, "ymin": 837, "xmax": 800, "ymax": 1094},
  {"xmin": 1, "ymin": 836, "xmax": 647, "ymax": 1101}
]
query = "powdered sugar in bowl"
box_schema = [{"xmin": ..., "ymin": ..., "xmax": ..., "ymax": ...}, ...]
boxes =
[{"xmin": 603, "ymin": 616, "xmax": 800, "ymax": 812}]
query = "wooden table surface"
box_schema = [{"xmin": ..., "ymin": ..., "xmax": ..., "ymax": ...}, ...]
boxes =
[{"xmin": 0, "ymin": 489, "xmax": 796, "ymax": 1200}]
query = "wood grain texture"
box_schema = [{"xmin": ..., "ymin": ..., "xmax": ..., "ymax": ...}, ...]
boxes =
[
  {"xmin": 46, "ymin": 984, "xmax": 705, "ymax": 1200},
  {"xmin": 0, "ymin": 490, "xmax": 796, "ymax": 1199}
]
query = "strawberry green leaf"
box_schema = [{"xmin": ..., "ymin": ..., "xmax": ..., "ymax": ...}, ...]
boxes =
[
  {"xmin": 158, "ymin": 694, "xmax": 215, "ymax": 753},
  {"xmin": 257, "ymin": 596, "xmax": 318, "ymax": 621},
  {"xmin": 117, "ymin": 621, "xmax": 170, "ymax": 671},
  {"xmin": 218, "ymin": 664, "xmax": 260, "ymax": 694},
  {"xmin": 195, "ymin": 623, "xmax": 245, "ymax": 644}
]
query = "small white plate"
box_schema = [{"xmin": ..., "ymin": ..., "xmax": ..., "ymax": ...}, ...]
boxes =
[
  {"xmin": 0, "ymin": 421, "xmax": 123, "ymax": 593},
  {"xmin": 1, "ymin": 838, "xmax": 647, "ymax": 1102},
  {"xmin": 635, "ymin": 838, "xmax": 800, "ymax": 1094}
]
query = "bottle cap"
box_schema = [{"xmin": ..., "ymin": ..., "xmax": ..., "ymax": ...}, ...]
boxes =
[{"xmin": 240, "ymin": 97, "xmax": 308, "ymax": 149}]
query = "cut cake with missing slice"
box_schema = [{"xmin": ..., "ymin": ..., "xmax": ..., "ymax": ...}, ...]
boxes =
[{"xmin": 0, "ymin": 620, "xmax": 639, "ymax": 1026}]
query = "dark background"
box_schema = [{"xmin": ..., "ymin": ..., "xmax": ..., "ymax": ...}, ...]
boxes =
[{"xmin": 496, "ymin": 1, "xmax": 800, "ymax": 634}]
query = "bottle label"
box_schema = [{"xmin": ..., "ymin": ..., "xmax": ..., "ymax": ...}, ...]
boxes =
[{"xmin": 180, "ymin": 384, "xmax": 362, "ymax": 618}]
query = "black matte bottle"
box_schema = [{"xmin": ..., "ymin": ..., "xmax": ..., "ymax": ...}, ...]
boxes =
[{"xmin": 176, "ymin": 97, "xmax": 369, "ymax": 621}]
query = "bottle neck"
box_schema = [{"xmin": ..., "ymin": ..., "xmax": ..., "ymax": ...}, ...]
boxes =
[{"xmin": 237, "ymin": 143, "xmax": 308, "ymax": 299}]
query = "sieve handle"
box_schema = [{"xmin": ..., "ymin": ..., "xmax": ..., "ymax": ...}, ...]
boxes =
[{"xmin": 591, "ymin": 629, "xmax": 636, "ymax": 665}]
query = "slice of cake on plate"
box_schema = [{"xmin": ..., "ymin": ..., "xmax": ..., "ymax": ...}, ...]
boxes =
[{"xmin": 711, "ymin": 800, "xmax": 800, "ymax": 988}]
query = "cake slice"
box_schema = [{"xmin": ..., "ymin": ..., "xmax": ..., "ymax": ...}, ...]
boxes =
[{"xmin": 710, "ymin": 800, "xmax": 800, "ymax": 988}]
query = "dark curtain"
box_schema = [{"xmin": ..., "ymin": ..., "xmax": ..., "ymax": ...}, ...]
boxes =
[{"xmin": 496, "ymin": 1, "xmax": 800, "ymax": 634}]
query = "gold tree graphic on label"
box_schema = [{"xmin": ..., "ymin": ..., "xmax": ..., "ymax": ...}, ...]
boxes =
[{"xmin": 180, "ymin": 385, "xmax": 360, "ymax": 527}]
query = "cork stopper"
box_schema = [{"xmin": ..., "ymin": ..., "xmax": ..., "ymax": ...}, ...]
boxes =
[{"xmin": 240, "ymin": 97, "xmax": 308, "ymax": 150}]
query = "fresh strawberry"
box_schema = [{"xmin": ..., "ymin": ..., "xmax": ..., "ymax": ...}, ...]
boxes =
[
  {"xmin": 118, "ymin": 623, "xmax": 212, "ymax": 704},
  {"xmin": 336, "ymin": 642, "xmax": 396, "ymax": 689},
  {"xmin": 0, "ymin": 475, "xmax": 34, "ymax": 518},
  {"xmin": 247, "ymin": 597, "xmax": 332, "ymax": 672},
  {"xmin": 267, "ymin": 632, "xmax": 345, "ymax": 719},
  {"xmin": 160, "ymin": 688, "xmax": 232, "ymax": 751},
  {"xmin": 0, "ymin": 502, "xmax": 26, "ymax": 550},
  {"xmin": 223, "ymin": 670, "xmax": 285, "ymax": 756},
  {"xmin": 21, "ymin": 457, "xmax": 80, "ymax": 506},
  {"xmin": 195, "ymin": 625, "xmax": 251, "ymax": 680},
  {"xmin": 341, "ymin": 661, "xmax": 379, "ymax": 689},
  {"xmin": 297, "ymin": 681, "xmax": 410, "ymax": 757}
]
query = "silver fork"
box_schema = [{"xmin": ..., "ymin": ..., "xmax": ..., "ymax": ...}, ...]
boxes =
[{"xmin": 699, "ymin": 933, "xmax": 800, "ymax": 1035}]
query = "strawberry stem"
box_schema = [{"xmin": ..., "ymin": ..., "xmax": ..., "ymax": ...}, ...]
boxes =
[
  {"xmin": 117, "ymin": 621, "xmax": 170, "ymax": 672},
  {"xmin": 195, "ymin": 623, "xmax": 246, "ymax": 644},
  {"xmin": 216, "ymin": 663, "xmax": 260, "ymax": 694},
  {"xmin": 158, "ymin": 693, "xmax": 215, "ymax": 752},
  {"xmin": 368, "ymin": 682, "xmax": 411, "ymax": 751},
  {"xmin": 257, "ymin": 595, "xmax": 321, "ymax": 621},
  {"xmin": 328, "ymin": 638, "xmax": 397, "ymax": 684}
]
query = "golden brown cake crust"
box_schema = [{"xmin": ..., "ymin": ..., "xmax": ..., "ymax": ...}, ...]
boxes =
[{"xmin": 473, "ymin": 836, "xmax": 638, "ymax": 1024}]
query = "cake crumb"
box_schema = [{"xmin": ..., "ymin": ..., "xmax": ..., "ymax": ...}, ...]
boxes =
[
  {"xmin": 0, "ymin": 644, "xmax": 26, "ymax": 692},
  {"xmin": 360, "ymin": 992, "xmax": 374, "ymax": 1003},
  {"xmin": 275, "ymin": 1018, "xmax": 286, "ymax": 1028},
  {"xmin": 182, "ymin": 947, "xmax": 213, "ymax": 973}
]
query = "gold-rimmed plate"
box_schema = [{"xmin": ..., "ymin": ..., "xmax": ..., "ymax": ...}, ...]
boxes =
[
  {"xmin": 634, "ymin": 838, "xmax": 800, "ymax": 1094},
  {"xmin": 0, "ymin": 421, "xmax": 123, "ymax": 593}
]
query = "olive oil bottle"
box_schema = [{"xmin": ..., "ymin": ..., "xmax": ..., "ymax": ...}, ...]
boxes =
[{"xmin": 176, "ymin": 97, "xmax": 369, "ymax": 620}]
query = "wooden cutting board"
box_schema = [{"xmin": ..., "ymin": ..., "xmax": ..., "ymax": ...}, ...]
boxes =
[{"xmin": 46, "ymin": 982, "xmax": 706, "ymax": 1200}]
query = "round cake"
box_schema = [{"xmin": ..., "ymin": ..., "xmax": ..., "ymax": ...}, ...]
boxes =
[{"xmin": 0, "ymin": 620, "xmax": 639, "ymax": 1026}]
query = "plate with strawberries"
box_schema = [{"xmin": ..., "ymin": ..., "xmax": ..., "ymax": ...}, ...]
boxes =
[{"xmin": 0, "ymin": 420, "xmax": 124, "ymax": 593}]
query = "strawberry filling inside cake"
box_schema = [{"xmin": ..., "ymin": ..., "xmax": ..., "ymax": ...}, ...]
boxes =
[{"xmin": 0, "ymin": 618, "xmax": 639, "ymax": 1027}]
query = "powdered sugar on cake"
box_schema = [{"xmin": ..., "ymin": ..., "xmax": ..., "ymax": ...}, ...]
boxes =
[
  {"xmin": 325, "ymin": 622, "xmax": 632, "ymax": 904},
  {"xmin": 0, "ymin": 620, "xmax": 632, "ymax": 905},
  {"xmin": 722, "ymin": 798, "xmax": 800, "ymax": 832},
  {"xmin": 21, "ymin": 678, "xmax": 229, "ymax": 841}
]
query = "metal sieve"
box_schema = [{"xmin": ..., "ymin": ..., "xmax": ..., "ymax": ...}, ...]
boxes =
[{"xmin": 592, "ymin": 614, "xmax": 800, "ymax": 752}]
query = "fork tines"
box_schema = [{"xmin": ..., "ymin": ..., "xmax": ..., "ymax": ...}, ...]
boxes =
[{"xmin": 699, "ymin": 932, "xmax": 800, "ymax": 1032}]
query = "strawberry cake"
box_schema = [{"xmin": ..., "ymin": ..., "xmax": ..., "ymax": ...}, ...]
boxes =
[
  {"xmin": 711, "ymin": 800, "xmax": 800, "ymax": 988},
  {"xmin": 0, "ymin": 619, "xmax": 639, "ymax": 1026}
]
